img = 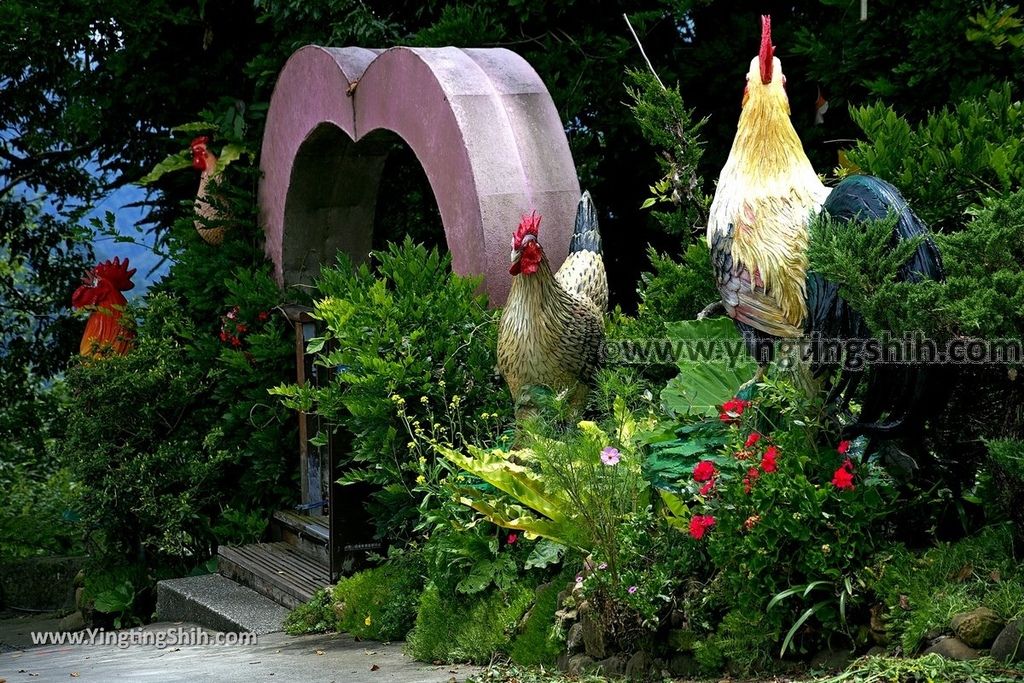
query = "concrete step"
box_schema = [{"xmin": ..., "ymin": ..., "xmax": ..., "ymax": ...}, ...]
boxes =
[{"xmin": 155, "ymin": 573, "xmax": 289, "ymax": 634}]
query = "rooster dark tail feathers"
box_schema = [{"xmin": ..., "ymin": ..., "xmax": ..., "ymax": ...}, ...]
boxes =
[{"xmin": 569, "ymin": 191, "xmax": 602, "ymax": 255}]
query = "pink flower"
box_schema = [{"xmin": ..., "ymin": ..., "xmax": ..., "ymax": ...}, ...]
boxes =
[
  {"xmin": 627, "ymin": 586, "xmax": 638, "ymax": 594},
  {"xmin": 693, "ymin": 460, "xmax": 716, "ymax": 482},
  {"xmin": 760, "ymin": 445, "xmax": 779, "ymax": 473},
  {"xmin": 689, "ymin": 514, "xmax": 716, "ymax": 540},
  {"xmin": 507, "ymin": 533, "xmax": 518, "ymax": 545},
  {"xmin": 699, "ymin": 478, "xmax": 716, "ymax": 496},
  {"xmin": 600, "ymin": 447, "xmax": 621, "ymax": 466},
  {"xmin": 598, "ymin": 562, "xmax": 607, "ymax": 570},
  {"xmin": 832, "ymin": 457, "xmax": 855, "ymax": 491},
  {"xmin": 744, "ymin": 432, "xmax": 762, "ymax": 448},
  {"xmin": 837, "ymin": 440, "xmax": 851, "ymax": 455}
]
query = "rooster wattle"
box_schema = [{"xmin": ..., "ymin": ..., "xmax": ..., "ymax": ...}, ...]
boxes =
[{"xmin": 497, "ymin": 192, "xmax": 608, "ymax": 409}]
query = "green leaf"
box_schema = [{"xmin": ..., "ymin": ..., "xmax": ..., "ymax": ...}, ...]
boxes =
[
  {"xmin": 660, "ymin": 317, "xmax": 758, "ymax": 418},
  {"xmin": 139, "ymin": 151, "xmax": 192, "ymax": 185},
  {"xmin": 524, "ymin": 539, "xmax": 565, "ymax": 570}
]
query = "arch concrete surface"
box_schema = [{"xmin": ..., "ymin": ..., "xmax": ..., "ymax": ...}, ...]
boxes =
[{"xmin": 258, "ymin": 45, "xmax": 581, "ymax": 305}]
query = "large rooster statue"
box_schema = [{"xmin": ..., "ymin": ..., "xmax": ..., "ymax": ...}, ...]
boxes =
[
  {"xmin": 498, "ymin": 192, "xmax": 608, "ymax": 409},
  {"xmin": 71, "ymin": 256, "xmax": 136, "ymax": 357},
  {"xmin": 709, "ymin": 16, "xmax": 944, "ymax": 443}
]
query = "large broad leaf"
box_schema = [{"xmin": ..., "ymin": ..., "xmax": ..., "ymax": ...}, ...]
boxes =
[
  {"xmin": 660, "ymin": 317, "xmax": 758, "ymax": 418},
  {"xmin": 138, "ymin": 151, "xmax": 191, "ymax": 185}
]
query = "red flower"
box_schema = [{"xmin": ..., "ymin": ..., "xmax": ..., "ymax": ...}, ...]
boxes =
[
  {"xmin": 507, "ymin": 533, "xmax": 518, "ymax": 545},
  {"xmin": 719, "ymin": 398, "xmax": 749, "ymax": 422},
  {"xmin": 832, "ymin": 457, "xmax": 855, "ymax": 490},
  {"xmin": 693, "ymin": 460, "xmax": 716, "ymax": 483},
  {"xmin": 699, "ymin": 478, "xmax": 716, "ymax": 496},
  {"xmin": 744, "ymin": 432, "xmax": 762, "ymax": 448},
  {"xmin": 230, "ymin": 336, "xmax": 242, "ymax": 348},
  {"xmin": 837, "ymin": 440, "xmax": 851, "ymax": 455},
  {"xmin": 236, "ymin": 323, "xmax": 249, "ymax": 334},
  {"xmin": 760, "ymin": 445, "xmax": 779, "ymax": 473},
  {"xmin": 219, "ymin": 330, "xmax": 228, "ymax": 342},
  {"xmin": 257, "ymin": 310, "xmax": 270, "ymax": 322},
  {"xmin": 743, "ymin": 514, "xmax": 761, "ymax": 531},
  {"xmin": 689, "ymin": 514, "xmax": 716, "ymax": 540}
]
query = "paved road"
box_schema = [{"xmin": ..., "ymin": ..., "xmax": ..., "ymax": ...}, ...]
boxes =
[{"xmin": 0, "ymin": 621, "xmax": 479, "ymax": 683}]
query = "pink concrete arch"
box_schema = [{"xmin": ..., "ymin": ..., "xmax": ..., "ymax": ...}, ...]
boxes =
[{"xmin": 258, "ymin": 45, "xmax": 581, "ymax": 305}]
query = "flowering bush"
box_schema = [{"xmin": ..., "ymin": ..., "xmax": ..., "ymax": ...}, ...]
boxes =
[{"xmin": 650, "ymin": 377, "xmax": 898, "ymax": 663}]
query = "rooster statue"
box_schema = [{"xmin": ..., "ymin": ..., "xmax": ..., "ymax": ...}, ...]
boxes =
[
  {"xmin": 190, "ymin": 136, "xmax": 227, "ymax": 245},
  {"xmin": 498, "ymin": 192, "xmax": 608, "ymax": 410},
  {"xmin": 71, "ymin": 256, "xmax": 136, "ymax": 357},
  {"xmin": 708, "ymin": 16, "xmax": 944, "ymax": 445}
]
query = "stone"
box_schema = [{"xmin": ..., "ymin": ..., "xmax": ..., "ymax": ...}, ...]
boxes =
[
  {"xmin": 565, "ymin": 623, "xmax": 584, "ymax": 653},
  {"xmin": 866, "ymin": 646, "xmax": 887, "ymax": 657},
  {"xmin": 923, "ymin": 636, "xmax": 980, "ymax": 661},
  {"xmin": 991, "ymin": 620, "xmax": 1023, "ymax": 663},
  {"xmin": 624, "ymin": 650, "xmax": 653, "ymax": 679},
  {"xmin": 566, "ymin": 654, "xmax": 594, "ymax": 676},
  {"xmin": 58, "ymin": 610, "xmax": 86, "ymax": 632},
  {"xmin": 951, "ymin": 607, "xmax": 1005, "ymax": 648},
  {"xmin": 555, "ymin": 653, "xmax": 570, "ymax": 672},
  {"xmin": 594, "ymin": 655, "xmax": 626, "ymax": 676},
  {"xmin": 580, "ymin": 611, "xmax": 605, "ymax": 659},
  {"xmin": 810, "ymin": 648, "xmax": 853, "ymax": 671}
]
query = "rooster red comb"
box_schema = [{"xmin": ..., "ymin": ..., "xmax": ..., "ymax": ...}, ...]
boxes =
[
  {"xmin": 513, "ymin": 211, "xmax": 542, "ymax": 246},
  {"xmin": 759, "ymin": 15, "xmax": 774, "ymax": 85},
  {"xmin": 93, "ymin": 257, "xmax": 137, "ymax": 291}
]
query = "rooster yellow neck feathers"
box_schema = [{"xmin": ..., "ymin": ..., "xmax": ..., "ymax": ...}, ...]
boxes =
[{"xmin": 709, "ymin": 28, "xmax": 829, "ymax": 333}]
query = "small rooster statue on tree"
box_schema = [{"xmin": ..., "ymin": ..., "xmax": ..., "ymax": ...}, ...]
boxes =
[
  {"xmin": 71, "ymin": 256, "xmax": 136, "ymax": 357},
  {"xmin": 498, "ymin": 192, "xmax": 608, "ymax": 411},
  {"xmin": 709, "ymin": 16, "xmax": 944, "ymax": 446},
  {"xmin": 190, "ymin": 136, "xmax": 227, "ymax": 245}
]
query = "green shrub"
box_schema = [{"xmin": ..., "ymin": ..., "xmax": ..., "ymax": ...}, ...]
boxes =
[
  {"xmin": 284, "ymin": 588, "xmax": 335, "ymax": 636},
  {"xmin": 56, "ymin": 282, "xmax": 294, "ymax": 573},
  {"xmin": 332, "ymin": 553, "xmax": 425, "ymax": 641},
  {"xmin": 0, "ymin": 464, "xmax": 82, "ymax": 559},
  {"xmin": 407, "ymin": 580, "xmax": 534, "ymax": 664},
  {"xmin": 844, "ymin": 84, "xmax": 1024, "ymax": 234},
  {"xmin": 509, "ymin": 577, "xmax": 567, "ymax": 666},
  {"xmin": 272, "ymin": 238, "xmax": 510, "ymax": 541}
]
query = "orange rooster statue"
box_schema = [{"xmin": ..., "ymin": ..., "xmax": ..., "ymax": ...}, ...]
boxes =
[
  {"xmin": 190, "ymin": 136, "xmax": 226, "ymax": 245},
  {"xmin": 71, "ymin": 256, "xmax": 136, "ymax": 357},
  {"xmin": 709, "ymin": 15, "xmax": 945, "ymax": 447},
  {"xmin": 498, "ymin": 192, "xmax": 608, "ymax": 410}
]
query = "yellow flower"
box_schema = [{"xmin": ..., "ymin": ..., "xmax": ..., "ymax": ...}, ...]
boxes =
[
  {"xmin": 420, "ymin": 396, "xmax": 429, "ymax": 404},
  {"xmin": 364, "ymin": 615, "xmax": 372, "ymax": 626},
  {"xmin": 407, "ymin": 441, "xmax": 416, "ymax": 450},
  {"xmin": 416, "ymin": 474, "xmax": 426, "ymax": 485}
]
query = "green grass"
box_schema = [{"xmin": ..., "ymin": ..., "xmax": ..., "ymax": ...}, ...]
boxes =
[
  {"xmin": 407, "ymin": 581, "xmax": 535, "ymax": 664},
  {"xmin": 868, "ymin": 523, "xmax": 1024, "ymax": 653},
  {"xmin": 283, "ymin": 587, "xmax": 334, "ymax": 635},
  {"xmin": 509, "ymin": 578, "xmax": 566, "ymax": 666},
  {"xmin": 817, "ymin": 654, "xmax": 1023, "ymax": 683}
]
